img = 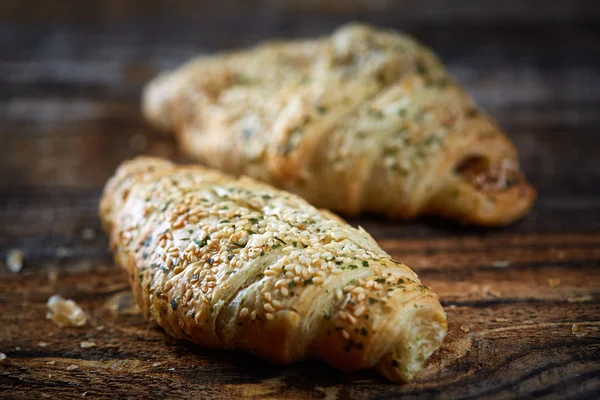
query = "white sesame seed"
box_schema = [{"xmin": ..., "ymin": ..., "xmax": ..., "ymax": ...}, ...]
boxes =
[
  {"xmin": 239, "ymin": 308, "xmax": 249, "ymax": 319},
  {"xmin": 264, "ymin": 303, "xmax": 275, "ymax": 313},
  {"xmin": 341, "ymin": 330, "xmax": 350, "ymax": 340},
  {"xmin": 265, "ymin": 313, "xmax": 274, "ymax": 321},
  {"xmin": 274, "ymin": 279, "xmax": 286, "ymax": 288},
  {"xmin": 338, "ymin": 310, "xmax": 348, "ymax": 320},
  {"xmin": 280, "ymin": 287, "xmax": 289, "ymax": 297},
  {"xmin": 353, "ymin": 306, "xmax": 365, "ymax": 317},
  {"xmin": 272, "ymin": 300, "xmax": 283, "ymax": 309},
  {"xmin": 347, "ymin": 314, "xmax": 357, "ymax": 325}
]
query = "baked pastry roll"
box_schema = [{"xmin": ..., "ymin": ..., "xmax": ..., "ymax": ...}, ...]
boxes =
[
  {"xmin": 143, "ymin": 23, "xmax": 535, "ymax": 226},
  {"xmin": 100, "ymin": 157, "xmax": 447, "ymax": 382}
]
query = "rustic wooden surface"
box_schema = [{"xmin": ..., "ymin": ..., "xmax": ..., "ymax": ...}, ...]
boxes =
[{"xmin": 1, "ymin": 1, "xmax": 599, "ymax": 399}]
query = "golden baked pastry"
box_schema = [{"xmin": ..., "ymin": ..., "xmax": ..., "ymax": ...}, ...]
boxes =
[
  {"xmin": 100, "ymin": 157, "xmax": 447, "ymax": 382},
  {"xmin": 143, "ymin": 23, "xmax": 535, "ymax": 226}
]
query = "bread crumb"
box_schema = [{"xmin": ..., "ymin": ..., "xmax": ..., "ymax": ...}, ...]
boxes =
[
  {"xmin": 548, "ymin": 278, "xmax": 561, "ymax": 288},
  {"xmin": 7, "ymin": 249, "xmax": 24, "ymax": 273},
  {"xmin": 567, "ymin": 295, "xmax": 592, "ymax": 303},
  {"xmin": 80, "ymin": 341, "xmax": 96, "ymax": 349},
  {"xmin": 47, "ymin": 295, "xmax": 88, "ymax": 327},
  {"xmin": 56, "ymin": 247, "xmax": 73, "ymax": 258},
  {"xmin": 66, "ymin": 364, "xmax": 79, "ymax": 371},
  {"xmin": 491, "ymin": 260, "xmax": 510, "ymax": 268},
  {"xmin": 81, "ymin": 228, "xmax": 96, "ymax": 241},
  {"xmin": 0, "ymin": 353, "xmax": 10, "ymax": 365},
  {"xmin": 46, "ymin": 360, "xmax": 56, "ymax": 365},
  {"xmin": 572, "ymin": 324, "xmax": 589, "ymax": 337},
  {"xmin": 152, "ymin": 362, "xmax": 161, "ymax": 367},
  {"xmin": 38, "ymin": 342, "xmax": 48, "ymax": 347},
  {"xmin": 460, "ymin": 325, "xmax": 470, "ymax": 333}
]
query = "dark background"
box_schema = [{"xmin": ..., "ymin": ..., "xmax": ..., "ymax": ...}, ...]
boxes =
[{"xmin": 1, "ymin": 1, "xmax": 599, "ymax": 399}]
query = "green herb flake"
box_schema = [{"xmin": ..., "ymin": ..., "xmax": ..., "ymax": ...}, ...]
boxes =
[
  {"xmin": 274, "ymin": 236, "xmax": 286, "ymax": 245},
  {"xmin": 362, "ymin": 261, "xmax": 369, "ymax": 267},
  {"xmin": 289, "ymin": 281, "xmax": 296, "ymax": 288},
  {"xmin": 375, "ymin": 278, "xmax": 386, "ymax": 283},
  {"xmin": 368, "ymin": 297, "xmax": 379, "ymax": 304},
  {"xmin": 170, "ymin": 299, "xmax": 178, "ymax": 311},
  {"xmin": 304, "ymin": 278, "xmax": 313, "ymax": 286}
]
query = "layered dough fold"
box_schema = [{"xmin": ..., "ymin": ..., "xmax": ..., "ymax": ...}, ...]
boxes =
[
  {"xmin": 100, "ymin": 157, "xmax": 447, "ymax": 382},
  {"xmin": 144, "ymin": 23, "xmax": 535, "ymax": 226}
]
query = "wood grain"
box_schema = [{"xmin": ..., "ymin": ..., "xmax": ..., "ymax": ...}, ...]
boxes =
[{"xmin": 1, "ymin": 2, "xmax": 600, "ymax": 399}]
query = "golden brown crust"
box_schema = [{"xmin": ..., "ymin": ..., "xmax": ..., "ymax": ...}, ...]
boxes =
[
  {"xmin": 143, "ymin": 23, "xmax": 535, "ymax": 226},
  {"xmin": 100, "ymin": 157, "xmax": 447, "ymax": 382}
]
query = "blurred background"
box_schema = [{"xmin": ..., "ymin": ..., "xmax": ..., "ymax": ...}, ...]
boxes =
[
  {"xmin": 1, "ymin": 1, "xmax": 599, "ymax": 398},
  {"xmin": 2, "ymin": 0, "xmax": 600, "ymax": 255}
]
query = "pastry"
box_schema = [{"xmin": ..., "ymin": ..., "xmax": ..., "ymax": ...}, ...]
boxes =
[
  {"xmin": 143, "ymin": 23, "xmax": 535, "ymax": 226},
  {"xmin": 100, "ymin": 157, "xmax": 447, "ymax": 382}
]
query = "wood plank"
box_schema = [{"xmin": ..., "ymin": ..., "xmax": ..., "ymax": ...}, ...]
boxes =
[
  {"xmin": 1, "ymin": 2, "xmax": 599, "ymax": 398},
  {"xmin": 0, "ymin": 267, "xmax": 598, "ymax": 399}
]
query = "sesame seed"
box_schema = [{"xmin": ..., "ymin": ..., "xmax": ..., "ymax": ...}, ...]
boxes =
[
  {"xmin": 347, "ymin": 314, "xmax": 357, "ymax": 325},
  {"xmin": 264, "ymin": 303, "xmax": 275, "ymax": 313},
  {"xmin": 341, "ymin": 330, "xmax": 350, "ymax": 340},
  {"xmin": 338, "ymin": 310, "xmax": 348, "ymax": 320},
  {"xmin": 274, "ymin": 279, "xmax": 287, "ymax": 288},
  {"xmin": 239, "ymin": 308, "xmax": 249, "ymax": 319},
  {"xmin": 280, "ymin": 287, "xmax": 289, "ymax": 297},
  {"xmin": 265, "ymin": 313, "xmax": 274, "ymax": 321},
  {"xmin": 353, "ymin": 306, "xmax": 365, "ymax": 317},
  {"xmin": 272, "ymin": 300, "xmax": 283, "ymax": 309},
  {"xmin": 264, "ymin": 292, "xmax": 272, "ymax": 302},
  {"xmin": 250, "ymin": 311, "xmax": 257, "ymax": 320}
]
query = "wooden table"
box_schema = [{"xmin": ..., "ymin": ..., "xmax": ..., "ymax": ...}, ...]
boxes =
[{"xmin": 1, "ymin": 1, "xmax": 599, "ymax": 398}]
